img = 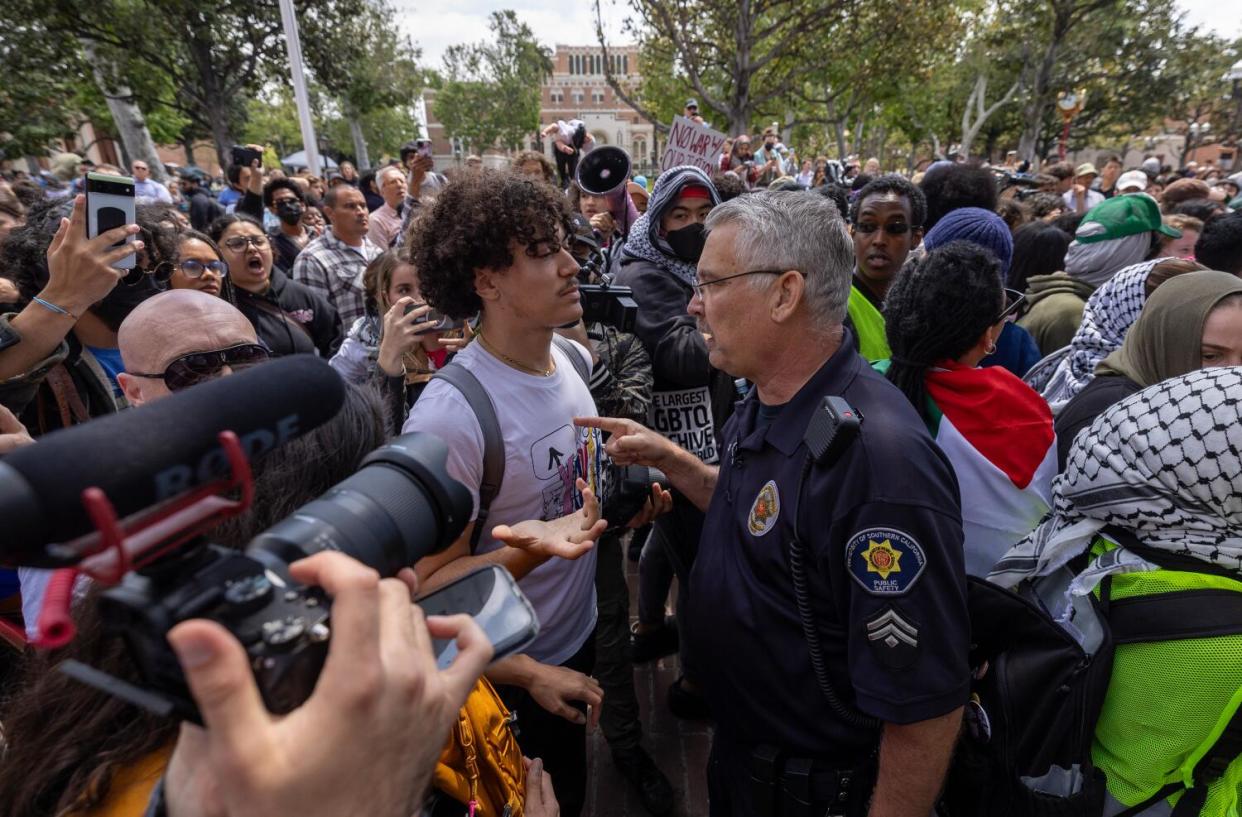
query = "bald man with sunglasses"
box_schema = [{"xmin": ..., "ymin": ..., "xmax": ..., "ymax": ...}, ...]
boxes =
[{"xmin": 117, "ymin": 290, "xmax": 268, "ymax": 406}]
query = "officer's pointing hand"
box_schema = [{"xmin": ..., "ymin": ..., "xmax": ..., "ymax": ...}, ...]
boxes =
[{"xmin": 575, "ymin": 416, "xmax": 677, "ymax": 470}]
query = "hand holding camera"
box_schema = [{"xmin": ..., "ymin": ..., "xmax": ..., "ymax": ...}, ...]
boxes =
[
  {"xmin": 163, "ymin": 551, "xmax": 492, "ymax": 817},
  {"xmin": 377, "ymin": 297, "xmax": 451, "ymax": 376}
]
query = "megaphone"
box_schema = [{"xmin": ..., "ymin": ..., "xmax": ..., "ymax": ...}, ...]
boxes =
[{"xmin": 576, "ymin": 146, "xmax": 631, "ymax": 196}]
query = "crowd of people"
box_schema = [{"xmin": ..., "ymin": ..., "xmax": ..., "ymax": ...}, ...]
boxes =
[{"xmin": 0, "ymin": 127, "xmax": 1240, "ymax": 817}]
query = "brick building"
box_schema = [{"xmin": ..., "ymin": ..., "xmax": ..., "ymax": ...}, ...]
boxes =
[{"xmin": 540, "ymin": 44, "xmax": 655, "ymax": 173}]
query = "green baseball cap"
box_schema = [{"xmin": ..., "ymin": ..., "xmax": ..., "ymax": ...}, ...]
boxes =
[{"xmin": 1074, "ymin": 194, "xmax": 1180, "ymax": 244}]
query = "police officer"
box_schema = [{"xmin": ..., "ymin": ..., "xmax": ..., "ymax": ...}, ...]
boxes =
[{"xmin": 579, "ymin": 192, "xmax": 970, "ymax": 817}]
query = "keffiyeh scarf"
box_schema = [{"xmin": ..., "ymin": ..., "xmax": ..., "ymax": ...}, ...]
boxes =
[
  {"xmin": 990, "ymin": 367, "xmax": 1242, "ymax": 596},
  {"xmin": 1040, "ymin": 259, "xmax": 1161, "ymax": 410},
  {"xmin": 620, "ymin": 165, "xmax": 720, "ymax": 289}
]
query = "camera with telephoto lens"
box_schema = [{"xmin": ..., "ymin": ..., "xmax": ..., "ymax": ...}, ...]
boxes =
[
  {"xmin": 85, "ymin": 433, "xmax": 469, "ymax": 721},
  {"xmin": 577, "ymin": 258, "xmax": 638, "ymax": 333},
  {"xmin": 598, "ymin": 463, "xmax": 666, "ymax": 530}
]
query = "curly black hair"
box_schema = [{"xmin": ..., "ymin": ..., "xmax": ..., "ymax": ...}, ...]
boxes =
[
  {"xmin": 919, "ymin": 163, "xmax": 998, "ymax": 231},
  {"xmin": 1024, "ymin": 192, "xmax": 1064, "ymax": 219},
  {"xmin": 262, "ymin": 177, "xmax": 307, "ymax": 210},
  {"xmin": 815, "ymin": 183, "xmax": 850, "ymax": 220},
  {"xmin": 882, "ymin": 241, "xmax": 1004, "ymax": 422},
  {"xmin": 407, "ymin": 169, "xmax": 573, "ymax": 320},
  {"xmin": 1195, "ymin": 211, "xmax": 1242, "ymax": 274},
  {"xmin": 849, "ymin": 174, "xmax": 928, "ymax": 227},
  {"xmin": 1, "ymin": 195, "xmax": 72, "ymax": 303}
]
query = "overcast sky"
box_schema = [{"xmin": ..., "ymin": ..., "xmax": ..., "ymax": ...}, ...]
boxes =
[{"xmin": 395, "ymin": 0, "xmax": 1240, "ymax": 69}]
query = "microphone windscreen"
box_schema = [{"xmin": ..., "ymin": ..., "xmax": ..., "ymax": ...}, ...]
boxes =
[{"xmin": 0, "ymin": 355, "xmax": 345, "ymax": 566}]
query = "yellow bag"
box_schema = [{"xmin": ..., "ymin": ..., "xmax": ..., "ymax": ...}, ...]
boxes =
[{"xmin": 434, "ymin": 677, "xmax": 526, "ymax": 817}]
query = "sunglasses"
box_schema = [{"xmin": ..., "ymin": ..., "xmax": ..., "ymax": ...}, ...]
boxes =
[
  {"xmin": 995, "ymin": 288, "xmax": 1026, "ymax": 323},
  {"xmin": 127, "ymin": 343, "xmax": 269, "ymax": 392},
  {"xmin": 222, "ymin": 234, "xmax": 270, "ymax": 252},
  {"xmin": 178, "ymin": 259, "xmax": 228, "ymax": 278},
  {"xmin": 854, "ymin": 222, "xmax": 912, "ymax": 235}
]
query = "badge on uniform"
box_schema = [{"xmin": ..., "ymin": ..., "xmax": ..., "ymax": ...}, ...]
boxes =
[
  {"xmin": 865, "ymin": 606, "xmax": 920, "ymax": 668},
  {"xmin": 844, "ymin": 527, "xmax": 927, "ymax": 595},
  {"xmin": 747, "ymin": 480, "xmax": 780, "ymax": 536}
]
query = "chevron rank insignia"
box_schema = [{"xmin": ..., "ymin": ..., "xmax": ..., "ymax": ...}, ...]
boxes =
[{"xmin": 865, "ymin": 606, "xmax": 920, "ymax": 668}]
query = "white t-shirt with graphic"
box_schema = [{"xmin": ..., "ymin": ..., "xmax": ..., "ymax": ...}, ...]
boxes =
[{"xmin": 402, "ymin": 339, "xmax": 602, "ymax": 665}]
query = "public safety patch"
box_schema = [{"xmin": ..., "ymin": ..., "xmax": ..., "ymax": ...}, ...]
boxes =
[
  {"xmin": 865, "ymin": 606, "xmax": 920, "ymax": 668},
  {"xmin": 844, "ymin": 527, "xmax": 927, "ymax": 595},
  {"xmin": 747, "ymin": 480, "xmax": 780, "ymax": 536}
]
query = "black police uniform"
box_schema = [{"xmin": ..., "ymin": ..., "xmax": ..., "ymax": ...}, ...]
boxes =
[{"xmin": 686, "ymin": 331, "xmax": 970, "ymax": 817}]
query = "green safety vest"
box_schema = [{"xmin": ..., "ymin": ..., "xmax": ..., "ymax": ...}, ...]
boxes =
[
  {"xmin": 847, "ymin": 285, "xmax": 890, "ymax": 362},
  {"xmin": 1090, "ymin": 537, "xmax": 1242, "ymax": 816}
]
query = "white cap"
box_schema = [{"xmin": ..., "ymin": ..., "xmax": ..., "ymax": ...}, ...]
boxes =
[{"xmin": 1116, "ymin": 170, "xmax": 1148, "ymax": 192}]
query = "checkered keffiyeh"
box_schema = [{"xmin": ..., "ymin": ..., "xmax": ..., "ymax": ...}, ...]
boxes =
[
  {"xmin": 991, "ymin": 367, "xmax": 1242, "ymax": 594},
  {"xmin": 290, "ymin": 228, "xmax": 383, "ymax": 331},
  {"xmin": 1040, "ymin": 259, "xmax": 1160, "ymax": 410}
]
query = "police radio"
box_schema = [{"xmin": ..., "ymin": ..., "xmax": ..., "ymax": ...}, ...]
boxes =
[{"xmin": 803, "ymin": 396, "xmax": 862, "ymax": 465}]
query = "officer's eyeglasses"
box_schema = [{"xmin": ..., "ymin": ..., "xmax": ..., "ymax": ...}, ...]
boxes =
[
  {"xmin": 177, "ymin": 259, "xmax": 228, "ymax": 278},
  {"xmin": 995, "ymin": 288, "xmax": 1026, "ymax": 323},
  {"xmin": 691, "ymin": 269, "xmax": 804, "ymax": 292},
  {"xmin": 853, "ymin": 222, "xmax": 911, "ymax": 235}
]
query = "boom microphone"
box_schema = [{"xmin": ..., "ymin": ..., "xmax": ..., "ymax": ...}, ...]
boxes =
[{"xmin": 0, "ymin": 355, "xmax": 346, "ymax": 566}]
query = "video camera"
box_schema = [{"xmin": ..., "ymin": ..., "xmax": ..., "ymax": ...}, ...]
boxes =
[
  {"xmin": 577, "ymin": 265, "xmax": 638, "ymax": 334},
  {"xmin": 599, "ymin": 463, "xmax": 666, "ymax": 530},
  {"xmin": 0, "ymin": 356, "xmax": 471, "ymax": 721}
]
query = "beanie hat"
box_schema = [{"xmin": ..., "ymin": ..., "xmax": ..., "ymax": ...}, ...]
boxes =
[{"xmin": 923, "ymin": 206, "xmax": 1014, "ymax": 275}]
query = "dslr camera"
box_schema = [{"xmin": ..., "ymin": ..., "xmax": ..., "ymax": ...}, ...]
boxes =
[{"xmin": 576, "ymin": 251, "xmax": 638, "ymax": 333}]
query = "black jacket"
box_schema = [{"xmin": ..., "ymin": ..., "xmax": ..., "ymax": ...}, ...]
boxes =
[
  {"xmin": 187, "ymin": 188, "xmax": 225, "ymax": 231},
  {"xmin": 613, "ymin": 254, "xmax": 735, "ymax": 458},
  {"xmin": 232, "ymin": 269, "xmax": 342, "ymax": 358},
  {"xmin": 1053, "ymin": 373, "xmax": 1142, "ymax": 470}
]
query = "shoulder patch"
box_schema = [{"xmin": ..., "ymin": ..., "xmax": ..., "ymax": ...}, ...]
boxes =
[
  {"xmin": 845, "ymin": 527, "xmax": 927, "ymax": 595},
  {"xmin": 747, "ymin": 480, "xmax": 780, "ymax": 536}
]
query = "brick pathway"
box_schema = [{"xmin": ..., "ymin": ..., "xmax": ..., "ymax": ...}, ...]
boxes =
[{"xmin": 584, "ymin": 551, "xmax": 712, "ymax": 817}]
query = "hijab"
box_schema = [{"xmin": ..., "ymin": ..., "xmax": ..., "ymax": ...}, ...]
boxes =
[
  {"xmin": 990, "ymin": 366, "xmax": 1242, "ymax": 596},
  {"xmin": 1094, "ymin": 270, "xmax": 1242, "ymax": 386}
]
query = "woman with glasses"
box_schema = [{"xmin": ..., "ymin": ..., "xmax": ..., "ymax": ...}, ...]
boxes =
[
  {"xmin": 921, "ymin": 206, "xmax": 1043, "ymax": 378},
  {"xmin": 166, "ymin": 229, "xmax": 228, "ymax": 297},
  {"xmin": 882, "ymin": 241, "xmax": 1057, "ymax": 576},
  {"xmin": 208, "ymin": 214, "xmax": 341, "ymax": 358}
]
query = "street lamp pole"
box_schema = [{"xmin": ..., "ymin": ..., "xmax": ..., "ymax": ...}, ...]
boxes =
[{"xmin": 278, "ymin": 0, "xmax": 320, "ymax": 177}]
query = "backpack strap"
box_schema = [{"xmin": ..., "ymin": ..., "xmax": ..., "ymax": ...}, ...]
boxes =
[
  {"xmin": 1102, "ymin": 525, "xmax": 1242, "ymax": 583},
  {"xmin": 432, "ymin": 363, "xmax": 504, "ymax": 555},
  {"xmin": 552, "ymin": 334, "xmax": 591, "ymax": 385},
  {"xmin": 1108, "ymin": 590, "xmax": 1242, "ymax": 644}
]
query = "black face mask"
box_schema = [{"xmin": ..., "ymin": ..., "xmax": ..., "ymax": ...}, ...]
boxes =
[
  {"xmin": 89, "ymin": 273, "xmax": 161, "ymax": 333},
  {"xmin": 276, "ymin": 200, "xmax": 304, "ymax": 226},
  {"xmin": 665, "ymin": 223, "xmax": 707, "ymax": 263}
]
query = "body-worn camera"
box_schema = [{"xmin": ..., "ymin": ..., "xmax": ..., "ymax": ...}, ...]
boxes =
[{"xmin": 71, "ymin": 433, "xmax": 471, "ymax": 721}]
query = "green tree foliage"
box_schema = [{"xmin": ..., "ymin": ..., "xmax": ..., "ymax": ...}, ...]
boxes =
[
  {"xmin": 0, "ymin": 17, "xmax": 86, "ymax": 158},
  {"xmin": 435, "ymin": 11, "xmax": 553, "ymax": 153}
]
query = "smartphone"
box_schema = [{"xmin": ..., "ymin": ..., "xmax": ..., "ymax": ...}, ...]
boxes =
[
  {"xmin": 417, "ymin": 141, "xmax": 434, "ymax": 159},
  {"xmin": 417, "ymin": 565, "xmax": 539, "ymax": 668},
  {"xmin": 405, "ymin": 301, "xmax": 464, "ymax": 334},
  {"xmin": 85, "ymin": 171, "xmax": 136, "ymax": 270},
  {"xmin": 231, "ymin": 144, "xmax": 262, "ymax": 167}
]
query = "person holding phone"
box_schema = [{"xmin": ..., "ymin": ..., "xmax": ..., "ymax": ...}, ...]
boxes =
[
  {"xmin": 330, "ymin": 249, "xmax": 469, "ymax": 430},
  {"xmin": 0, "ymin": 194, "xmax": 160, "ymax": 433}
]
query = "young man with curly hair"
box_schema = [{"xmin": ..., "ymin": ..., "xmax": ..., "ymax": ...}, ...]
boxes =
[{"xmin": 403, "ymin": 170, "xmax": 665, "ymax": 817}]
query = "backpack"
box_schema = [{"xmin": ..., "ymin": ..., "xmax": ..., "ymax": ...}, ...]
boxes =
[
  {"xmin": 431, "ymin": 334, "xmax": 591, "ymax": 553},
  {"xmin": 940, "ymin": 528, "xmax": 1242, "ymax": 817},
  {"xmin": 432, "ymin": 677, "xmax": 526, "ymax": 817}
]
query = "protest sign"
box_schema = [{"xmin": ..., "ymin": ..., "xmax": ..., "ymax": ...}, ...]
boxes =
[{"xmin": 660, "ymin": 115, "xmax": 727, "ymax": 175}]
